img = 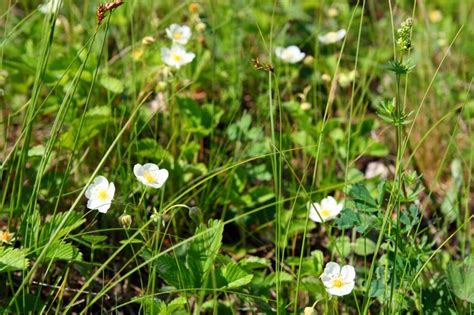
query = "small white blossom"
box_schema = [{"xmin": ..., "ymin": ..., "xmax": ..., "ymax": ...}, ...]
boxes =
[
  {"xmin": 166, "ymin": 24, "xmax": 192, "ymax": 45},
  {"xmin": 318, "ymin": 29, "xmax": 346, "ymax": 44},
  {"xmin": 308, "ymin": 196, "xmax": 343, "ymax": 223},
  {"xmin": 320, "ymin": 262, "xmax": 356, "ymax": 296},
  {"xmin": 365, "ymin": 161, "xmax": 389, "ymax": 179},
  {"xmin": 161, "ymin": 45, "xmax": 195, "ymax": 69},
  {"xmin": 133, "ymin": 163, "xmax": 169, "ymax": 189},
  {"xmin": 275, "ymin": 46, "xmax": 305, "ymax": 64},
  {"xmin": 85, "ymin": 176, "xmax": 115, "ymax": 213},
  {"xmin": 38, "ymin": 0, "xmax": 61, "ymax": 14}
]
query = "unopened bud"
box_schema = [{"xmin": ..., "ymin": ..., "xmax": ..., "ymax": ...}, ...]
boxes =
[
  {"xmin": 196, "ymin": 22, "xmax": 206, "ymax": 33},
  {"xmin": 303, "ymin": 55, "xmax": 314, "ymax": 66},
  {"xmin": 142, "ymin": 36, "xmax": 155, "ymax": 45},
  {"xmin": 119, "ymin": 214, "xmax": 132, "ymax": 229}
]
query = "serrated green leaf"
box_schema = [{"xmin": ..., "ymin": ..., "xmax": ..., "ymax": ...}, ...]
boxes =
[
  {"xmin": 40, "ymin": 241, "xmax": 82, "ymax": 262},
  {"xmin": 221, "ymin": 263, "xmax": 253, "ymax": 288},
  {"xmin": 0, "ymin": 247, "xmax": 29, "ymax": 272}
]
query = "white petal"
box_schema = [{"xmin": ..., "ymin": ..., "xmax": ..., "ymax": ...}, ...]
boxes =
[
  {"xmin": 328, "ymin": 281, "xmax": 354, "ymax": 296},
  {"xmin": 336, "ymin": 29, "xmax": 347, "ymax": 40},
  {"xmin": 143, "ymin": 163, "xmax": 159, "ymax": 172},
  {"xmin": 308, "ymin": 203, "xmax": 322, "ymax": 223},
  {"xmin": 320, "ymin": 275, "xmax": 333, "ymax": 287},
  {"xmin": 341, "ymin": 265, "xmax": 356, "ymax": 282},
  {"xmin": 85, "ymin": 184, "xmax": 96, "ymax": 199},
  {"xmin": 96, "ymin": 202, "xmax": 112, "ymax": 213},
  {"xmin": 87, "ymin": 198, "xmax": 105, "ymax": 210},
  {"xmin": 275, "ymin": 47, "xmax": 284, "ymax": 59},
  {"xmin": 133, "ymin": 164, "xmax": 143, "ymax": 178},
  {"xmin": 108, "ymin": 182, "xmax": 115, "ymax": 199},
  {"xmin": 183, "ymin": 52, "xmax": 196, "ymax": 63},
  {"xmin": 322, "ymin": 262, "xmax": 341, "ymax": 278},
  {"xmin": 156, "ymin": 169, "xmax": 169, "ymax": 185}
]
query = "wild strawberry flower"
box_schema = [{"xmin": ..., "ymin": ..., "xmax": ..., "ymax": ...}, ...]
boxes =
[
  {"xmin": 85, "ymin": 176, "xmax": 115, "ymax": 213},
  {"xmin": 38, "ymin": 0, "xmax": 62, "ymax": 14},
  {"xmin": 161, "ymin": 45, "xmax": 195, "ymax": 69},
  {"xmin": 320, "ymin": 262, "xmax": 356, "ymax": 296},
  {"xmin": 0, "ymin": 230, "xmax": 14, "ymax": 244},
  {"xmin": 308, "ymin": 196, "xmax": 343, "ymax": 223},
  {"xmin": 275, "ymin": 46, "xmax": 305, "ymax": 64},
  {"xmin": 318, "ymin": 29, "xmax": 346, "ymax": 44},
  {"xmin": 133, "ymin": 163, "xmax": 169, "ymax": 189},
  {"xmin": 166, "ymin": 24, "xmax": 192, "ymax": 45}
]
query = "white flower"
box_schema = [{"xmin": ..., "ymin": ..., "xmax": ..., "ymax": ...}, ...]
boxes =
[
  {"xmin": 308, "ymin": 196, "xmax": 343, "ymax": 223},
  {"xmin": 133, "ymin": 163, "xmax": 169, "ymax": 189},
  {"xmin": 38, "ymin": 0, "xmax": 61, "ymax": 14},
  {"xmin": 318, "ymin": 29, "xmax": 346, "ymax": 44},
  {"xmin": 320, "ymin": 262, "xmax": 356, "ymax": 296},
  {"xmin": 275, "ymin": 46, "xmax": 305, "ymax": 64},
  {"xmin": 161, "ymin": 45, "xmax": 195, "ymax": 69},
  {"xmin": 85, "ymin": 176, "xmax": 115, "ymax": 213},
  {"xmin": 166, "ymin": 24, "xmax": 192, "ymax": 45},
  {"xmin": 365, "ymin": 161, "xmax": 389, "ymax": 179}
]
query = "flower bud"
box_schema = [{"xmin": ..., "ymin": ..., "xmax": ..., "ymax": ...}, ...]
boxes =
[
  {"xmin": 303, "ymin": 55, "xmax": 314, "ymax": 66},
  {"xmin": 304, "ymin": 307, "xmax": 316, "ymax": 315},
  {"xmin": 196, "ymin": 22, "xmax": 206, "ymax": 33},
  {"xmin": 142, "ymin": 36, "xmax": 155, "ymax": 45},
  {"xmin": 119, "ymin": 214, "xmax": 132, "ymax": 229}
]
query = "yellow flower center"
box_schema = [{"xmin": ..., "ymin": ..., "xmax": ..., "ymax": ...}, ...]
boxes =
[
  {"xmin": 321, "ymin": 208, "xmax": 331, "ymax": 218},
  {"xmin": 174, "ymin": 32, "xmax": 183, "ymax": 40},
  {"xmin": 332, "ymin": 277, "xmax": 344, "ymax": 288},
  {"xmin": 143, "ymin": 171, "xmax": 155, "ymax": 184},
  {"xmin": 172, "ymin": 53, "xmax": 183, "ymax": 62},
  {"xmin": 97, "ymin": 189, "xmax": 109, "ymax": 201}
]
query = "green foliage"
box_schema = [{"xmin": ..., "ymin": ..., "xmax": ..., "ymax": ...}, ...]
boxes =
[
  {"xmin": 446, "ymin": 258, "xmax": 474, "ymax": 303},
  {"xmin": 132, "ymin": 296, "xmax": 187, "ymax": 315},
  {"xmin": 0, "ymin": 247, "xmax": 29, "ymax": 272}
]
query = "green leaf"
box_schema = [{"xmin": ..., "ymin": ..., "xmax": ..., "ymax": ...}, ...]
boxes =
[
  {"xmin": 446, "ymin": 260, "xmax": 474, "ymax": 303},
  {"xmin": 221, "ymin": 263, "xmax": 253, "ymax": 288},
  {"xmin": 100, "ymin": 75, "xmax": 124, "ymax": 94},
  {"xmin": 187, "ymin": 220, "xmax": 224, "ymax": 286},
  {"xmin": 349, "ymin": 183, "xmax": 379, "ymax": 212},
  {"xmin": 154, "ymin": 252, "xmax": 194, "ymax": 289},
  {"xmin": 0, "ymin": 247, "xmax": 29, "ymax": 272},
  {"xmin": 335, "ymin": 208, "xmax": 361, "ymax": 229},
  {"xmin": 40, "ymin": 241, "xmax": 82, "ymax": 262},
  {"xmin": 353, "ymin": 237, "xmax": 377, "ymax": 256},
  {"xmin": 239, "ymin": 256, "xmax": 270, "ymax": 270},
  {"xmin": 329, "ymin": 236, "xmax": 351, "ymax": 257}
]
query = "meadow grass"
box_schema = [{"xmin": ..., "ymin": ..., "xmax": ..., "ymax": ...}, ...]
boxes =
[{"xmin": 0, "ymin": 0, "xmax": 473, "ymax": 314}]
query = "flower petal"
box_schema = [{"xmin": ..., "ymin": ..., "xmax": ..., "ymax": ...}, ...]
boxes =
[
  {"xmin": 328, "ymin": 280, "xmax": 354, "ymax": 296},
  {"xmin": 107, "ymin": 182, "xmax": 115, "ymax": 199},
  {"xmin": 133, "ymin": 164, "xmax": 143, "ymax": 177},
  {"xmin": 308, "ymin": 203, "xmax": 322, "ymax": 223},
  {"xmin": 322, "ymin": 262, "xmax": 341, "ymax": 278},
  {"xmin": 341, "ymin": 265, "xmax": 356, "ymax": 282}
]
